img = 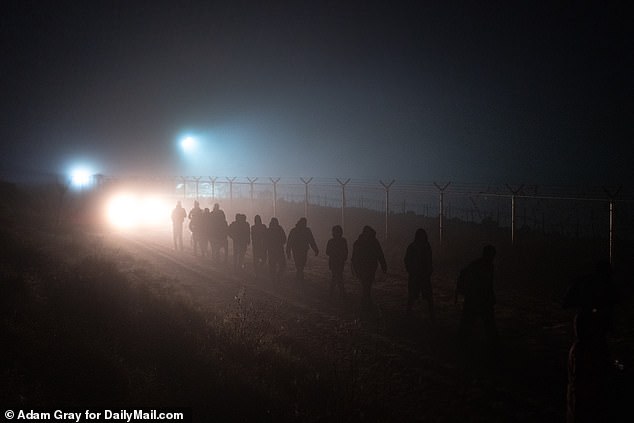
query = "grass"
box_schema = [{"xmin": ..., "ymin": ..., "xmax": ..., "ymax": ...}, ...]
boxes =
[
  {"xmin": 1, "ymin": 181, "xmax": 632, "ymax": 421},
  {"xmin": 0, "ymin": 212, "xmax": 379, "ymax": 421}
]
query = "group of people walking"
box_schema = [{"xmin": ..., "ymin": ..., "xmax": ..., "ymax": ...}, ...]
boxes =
[
  {"xmin": 171, "ymin": 201, "xmax": 398, "ymax": 308},
  {"xmin": 171, "ymin": 200, "xmax": 622, "ymax": 421},
  {"xmin": 171, "ymin": 202, "xmax": 328, "ymax": 285},
  {"xmin": 172, "ymin": 201, "xmax": 496, "ymax": 321}
]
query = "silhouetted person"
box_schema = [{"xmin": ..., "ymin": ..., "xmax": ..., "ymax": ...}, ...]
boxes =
[
  {"xmin": 286, "ymin": 217, "xmax": 319, "ymax": 282},
  {"xmin": 265, "ymin": 217, "xmax": 286, "ymax": 282},
  {"xmin": 199, "ymin": 207, "xmax": 211, "ymax": 257},
  {"xmin": 567, "ymin": 310, "xmax": 611, "ymax": 423},
  {"xmin": 251, "ymin": 215, "xmax": 267, "ymax": 277},
  {"xmin": 404, "ymin": 228, "xmax": 434, "ymax": 321},
  {"xmin": 563, "ymin": 260, "xmax": 618, "ymax": 334},
  {"xmin": 171, "ymin": 200, "xmax": 187, "ymax": 251},
  {"xmin": 229, "ymin": 213, "xmax": 250, "ymax": 273},
  {"xmin": 351, "ymin": 226, "xmax": 387, "ymax": 309},
  {"xmin": 209, "ymin": 203, "xmax": 228, "ymax": 264},
  {"xmin": 456, "ymin": 245, "xmax": 498, "ymax": 354},
  {"xmin": 188, "ymin": 201, "xmax": 203, "ymax": 256},
  {"xmin": 326, "ymin": 225, "xmax": 348, "ymax": 299}
]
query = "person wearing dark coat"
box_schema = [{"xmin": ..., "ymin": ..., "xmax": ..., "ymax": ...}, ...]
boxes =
[
  {"xmin": 265, "ymin": 217, "xmax": 286, "ymax": 282},
  {"xmin": 209, "ymin": 203, "xmax": 228, "ymax": 264},
  {"xmin": 199, "ymin": 207, "xmax": 211, "ymax": 257},
  {"xmin": 171, "ymin": 200, "xmax": 187, "ymax": 251},
  {"xmin": 404, "ymin": 228, "xmax": 434, "ymax": 321},
  {"xmin": 229, "ymin": 213, "xmax": 251, "ymax": 273},
  {"xmin": 326, "ymin": 225, "xmax": 348, "ymax": 298},
  {"xmin": 563, "ymin": 260, "xmax": 618, "ymax": 334},
  {"xmin": 251, "ymin": 215, "xmax": 267, "ymax": 277},
  {"xmin": 563, "ymin": 260, "xmax": 618, "ymax": 422},
  {"xmin": 456, "ymin": 245, "xmax": 498, "ymax": 353},
  {"xmin": 351, "ymin": 226, "xmax": 387, "ymax": 308},
  {"xmin": 566, "ymin": 310, "xmax": 612, "ymax": 423},
  {"xmin": 188, "ymin": 201, "xmax": 203, "ymax": 256},
  {"xmin": 286, "ymin": 217, "xmax": 319, "ymax": 282}
]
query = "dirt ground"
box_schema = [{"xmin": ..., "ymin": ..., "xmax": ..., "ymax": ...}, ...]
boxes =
[
  {"xmin": 1, "ymin": 181, "xmax": 631, "ymax": 421},
  {"xmin": 99, "ymin": 226, "xmax": 632, "ymax": 422}
]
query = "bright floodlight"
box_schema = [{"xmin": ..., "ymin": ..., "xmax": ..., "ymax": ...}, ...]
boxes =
[
  {"xmin": 70, "ymin": 169, "xmax": 91, "ymax": 188},
  {"xmin": 105, "ymin": 192, "xmax": 171, "ymax": 230},
  {"xmin": 180, "ymin": 136, "xmax": 197, "ymax": 153},
  {"xmin": 106, "ymin": 193, "xmax": 138, "ymax": 229}
]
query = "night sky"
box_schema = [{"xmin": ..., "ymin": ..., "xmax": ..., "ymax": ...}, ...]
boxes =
[{"xmin": 1, "ymin": 1, "xmax": 632, "ymax": 184}]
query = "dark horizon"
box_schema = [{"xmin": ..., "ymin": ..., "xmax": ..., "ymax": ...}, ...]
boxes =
[{"xmin": 1, "ymin": 1, "xmax": 632, "ymax": 185}]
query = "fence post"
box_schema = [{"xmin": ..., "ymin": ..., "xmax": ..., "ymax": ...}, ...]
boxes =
[
  {"xmin": 380, "ymin": 179, "xmax": 395, "ymax": 241},
  {"xmin": 180, "ymin": 176, "xmax": 188, "ymax": 199},
  {"xmin": 193, "ymin": 176, "xmax": 201, "ymax": 200},
  {"xmin": 433, "ymin": 182, "xmax": 451, "ymax": 246},
  {"xmin": 506, "ymin": 184, "xmax": 524, "ymax": 245},
  {"xmin": 209, "ymin": 177, "xmax": 217, "ymax": 201},
  {"xmin": 226, "ymin": 177, "xmax": 236, "ymax": 210},
  {"xmin": 300, "ymin": 177, "xmax": 313, "ymax": 219},
  {"xmin": 336, "ymin": 178, "xmax": 351, "ymax": 232},
  {"xmin": 247, "ymin": 177, "xmax": 258, "ymax": 215},
  {"xmin": 604, "ymin": 186, "xmax": 622, "ymax": 264},
  {"xmin": 270, "ymin": 177, "xmax": 281, "ymax": 217}
]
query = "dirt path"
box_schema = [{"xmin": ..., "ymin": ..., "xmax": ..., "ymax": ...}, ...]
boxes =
[{"xmin": 103, "ymin": 228, "xmax": 578, "ymax": 421}]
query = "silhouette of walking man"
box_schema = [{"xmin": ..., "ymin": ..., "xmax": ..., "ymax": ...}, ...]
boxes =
[
  {"xmin": 229, "ymin": 213, "xmax": 250, "ymax": 273},
  {"xmin": 188, "ymin": 200, "xmax": 203, "ymax": 256},
  {"xmin": 404, "ymin": 228, "xmax": 434, "ymax": 321},
  {"xmin": 456, "ymin": 245, "xmax": 498, "ymax": 355},
  {"xmin": 171, "ymin": 200, "xmax": 187, "ymax": 251},
  {"xmin": 566, "ymin": 310, "xmax": 612, "ymax": 423},
  {"xmin": 286, "ymin": 217, "xmax": 319, "ymax": 283},
  {"xmin": 209, "ymin": 203, "xmax": 228, "ymax": 264},
  {"xmin": 563, "ymin": 260, "xmax": 618, "ymax": 333},
  {"xmin": 266, "ymin": 217, "xmax": 286, "ymax": 282},
  {"xmin": 251, "ymin": 215, "xmax": 267, "ymax": 277},
  {"xmin": 563, "ymin": 260, "xmax": 619, "ymax": 422},
  {"xmin": 351, "ymin": 226, "xmax": 387, "ymax": 310}
]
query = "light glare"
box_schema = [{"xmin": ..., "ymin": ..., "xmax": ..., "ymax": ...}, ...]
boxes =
[
  {"xmin": 106, "ymin": 193, "xmax": 171, "ymax": 230},
  {"xmin": 71, "ymin": 169, "xmax": 91, "ymax": 187},
  {"xmin": 181, "ymin": 136, "xmax": 196, "ymax": 152}
]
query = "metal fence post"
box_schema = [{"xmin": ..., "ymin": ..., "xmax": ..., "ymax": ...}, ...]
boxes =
[
  {"xmin": 380, "ymin": 179, "xmax": 395, "ymax": 241},
  {"xmin": 247, "ymin": 177, "xmax": 258, "ymax": 215},
  {"xmin": 336, "ymin": 178, "xmax": 351, "ymax": 232},
  {"xmin": 300, "ymin": 177, "xmax": 313, "ymax": 219},
  {"xmin": 270, "ymin": 177, "xmax": 281, "ymax": 217},
  {"xmin": 227, "ymin": 177, "xmax": 236, "ymax": 210},
  {"xmin": 434, "ymin": 182, "xmax": 451, "ymax": 246},
  {"xmin": 209, "ymin": 177, "xmax": 217, "ymax": 201},
  {"xmin": 180, "ymin": 176, "xmax": 187, "ymax": 199},
  {"xmin": 194, "ymin": 176, "xmax": 201, "ymax": 200},
  {"xmin": 506, "ymin": 184, "xmax": 525, "ymax": 245},
  {"xmin": 604, "ymin": 186, "xmax": 622, "ymax": 264}
]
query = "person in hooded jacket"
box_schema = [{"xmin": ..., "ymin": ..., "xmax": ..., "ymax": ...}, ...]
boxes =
[
  {"xmin": 456, "ymin": 245, "xmax": 498, "ymax": 354},
  {"xmin": 404, "ymin": 228, "xmax": 434, "ymax": 321},
  {"xmin": 188, "ymin": 201, "xmax": 203, "ymax": 256},
  {"xmin": 171, "ymin": 200, "xmax": 187, "ymax": 251},
  {"xmin": 229, "ymin": 213, "xmax": 251, "ymax": 273},
  {"xmin": 251, "ymin": 215, "xmax": 267, "ymax": 277},
  {"xmin": 566, "ymin": 310, "xmax": 612, "ymax": 423},
  {"xmin": 199, "ymin": 207, "xmax": 211, "ymax": 257},
  {"xmin": 351, "ymin": 225, "xmax": 387, "ymax": 308},
  {"xmin": 266, "ymin": 217, "xmax": 286, "ymax": 282},
  {"xmin": 209, "ymin": 203, "xmax": 228, "ymax": 264},
  {"xmin": 286, "ymin": 217, "xmax": 319, "ymax": 282}
]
